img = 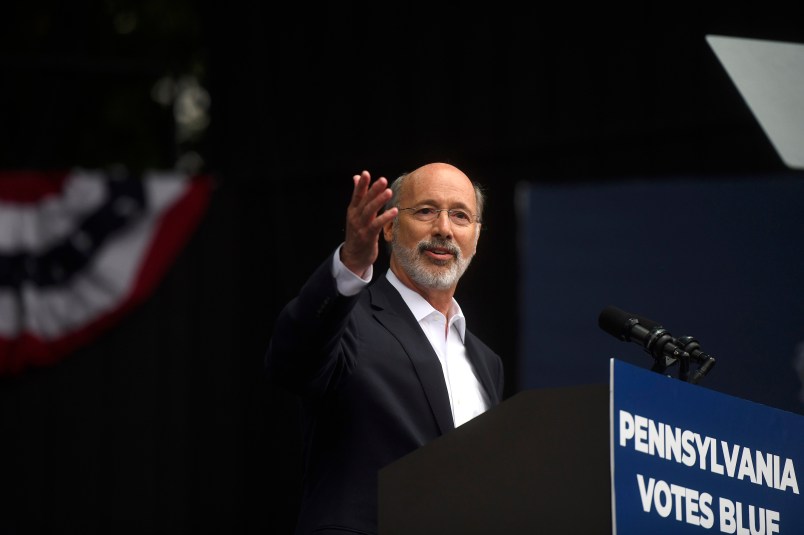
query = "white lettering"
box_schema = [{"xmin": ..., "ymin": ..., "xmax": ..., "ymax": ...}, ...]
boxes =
[
  {"xmin": 738, "ymin": 447, "xmax": 757, "ymax": 484},
  {"xmin": 699, "ymin": 491, "xmax": 715, "ymax": 529},
  {"xmin": 710, "ymin": 438, "xmax": 724, "ymax": 475},
  {"xmin": 781, "ymin": 457, "xmax": 800, "ymax": 494},
  {"xmin": 621, "ymin": 412, "xmax": 798, "ymax": 494},
  {"xmin": 665, "ymin": 424, "xmax": 682, "ymax": 463},
  {"xmin": 669, "ymin": 483, "xmax": 685, "ymax": 521},
  {"xmin": 681, "ymin": 485, "xmax": 699, "ymax": 525},
  {"xmin": 648, "ymin": 418, "xmax": 664, "ymax": 457},
  {"xmin": 634, "ymin": 414, "xmax": 649, "ymax": 454},
  {"xmin": 695, "ymin": 434, "xmax": 715, "ymax": 471},
  {"xmin": 766, "ymin": 509, "xmax": 781, "ymax": 535},
  {"xmin": 681, "ymin": 430, "xmax": 697, "ymax": 467},
  {"xmin": 654, "ymin": 480, "xmax": 672, "ymax": 517},
  {"xmin": 619, "ymin": 410, "xmax": 634, "ymax": 447},
  {"xmin": 755, "ymin": 451, "xmax": 773, "ymax": 489},
  {"xmin": 720, "ymin": 497, "xmax": 736, "ymax": 534},
  {"xmin": 718, "ymin": 497, "xmax": 780, "ymax": 535},
  {"xmin": 637, "ymin": 474, "xmax": 655, "ymax": 512},
  {"xmin": 723, "ymin": 442, "xmax": 740, "ymax": 478},
  {"xmin": 635, "ymin": 475, "xmax": 714, "ymax": 528}
]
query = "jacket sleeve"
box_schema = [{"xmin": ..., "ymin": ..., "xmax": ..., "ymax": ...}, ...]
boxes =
[{"xmin": 264, "ymin": 251, "xmax": 363, "ymax": 397}]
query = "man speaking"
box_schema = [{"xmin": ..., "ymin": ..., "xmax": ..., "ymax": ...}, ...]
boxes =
[{"xmin": 265, "ymin": 162, "xmax": 505, "ymax": 534}]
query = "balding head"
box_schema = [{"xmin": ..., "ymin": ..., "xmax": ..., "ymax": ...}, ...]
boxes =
[{"xmin": 385, "ymin": 163, "xmax": 485, "ymax": 223}]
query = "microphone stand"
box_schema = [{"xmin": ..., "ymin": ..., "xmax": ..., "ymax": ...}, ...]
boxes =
[
  {"xmin": 645, "ymin": 329, "xmax": 715, "ymax": 385},
  {"xmin": 641, "ymin": 323, "xmax": 686, "ymax": 377},
  {"xmin": 676, "ymin": 335, "xmax": 717, "ymax": 385}
]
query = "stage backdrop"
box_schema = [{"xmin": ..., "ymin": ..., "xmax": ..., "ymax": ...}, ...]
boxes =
[{"xmin": 518, "ymin": 173, "xmax": 804, "ymax": 416}]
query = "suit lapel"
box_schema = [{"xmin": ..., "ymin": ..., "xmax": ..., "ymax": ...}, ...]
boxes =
[
  {"xmin": 464, "ymin": 333, "xmax": 500, "ymax": 405},
  {"xmin": 369, "ymin": 278, "xmax": 455, "ymax": 434}
]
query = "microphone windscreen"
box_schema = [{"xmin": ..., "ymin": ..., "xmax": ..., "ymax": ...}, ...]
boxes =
[{"xmin": 598, "ymin": 305, "xmax": 634, "ymax": 339}]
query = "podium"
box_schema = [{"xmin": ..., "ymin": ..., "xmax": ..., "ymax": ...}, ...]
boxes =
[
  {"xmin": 379, "ymin": 359, "xmax": 804, "ymax": 535},
  {"xmin": 379, "ymin": 383, "xmax": 613, "ymax": 534}
]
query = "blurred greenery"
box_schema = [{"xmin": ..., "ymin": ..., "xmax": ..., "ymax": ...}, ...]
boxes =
[{"xmin": 0, "ymin": 0, "xmax": 209, "ymax": 173}]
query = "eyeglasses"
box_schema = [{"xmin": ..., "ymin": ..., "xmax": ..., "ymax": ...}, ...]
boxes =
[{"xmin": 398, "ymin": 206, "xmax": 480, "ymax": 227}]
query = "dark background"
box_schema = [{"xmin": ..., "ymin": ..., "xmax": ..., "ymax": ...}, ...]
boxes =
[{"xmin": 1, "ymin": 2, "xmax": 802, "ymax": 533}]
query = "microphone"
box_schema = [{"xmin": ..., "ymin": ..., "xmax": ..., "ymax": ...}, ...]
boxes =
[
  {"xmin": 598, "ymin": 305, "xmax": 716, "ymax": 383},
  {"xmin": 617, "ymin": 309, "xmax": 717, "ymax": 382},
  {"xmin": 598, "ymin": 305, "xmax": 689, "ymax": 370}
]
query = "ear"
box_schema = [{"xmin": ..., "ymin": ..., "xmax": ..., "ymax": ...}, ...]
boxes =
[{"xmin": 383, "ymin": 219, "xmax": 395, "ymax": 243}]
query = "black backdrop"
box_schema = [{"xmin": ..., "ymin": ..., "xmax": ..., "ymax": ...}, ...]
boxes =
[{"xmin": 1, "ymin": 3, "xmax": 803, "ymax": 534}]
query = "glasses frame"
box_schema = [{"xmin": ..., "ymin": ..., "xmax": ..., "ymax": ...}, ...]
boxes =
[{"xmin": 397, "ymin": 206, "xmax": 482, "ymax": 226}]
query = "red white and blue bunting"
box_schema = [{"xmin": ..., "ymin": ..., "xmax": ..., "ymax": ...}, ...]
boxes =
[{"xmin": 0, "ymin": 168, "xmax": 212, "ymax": 375}]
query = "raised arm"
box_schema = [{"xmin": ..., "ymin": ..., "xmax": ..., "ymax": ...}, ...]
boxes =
[{"xmin": 265, "ymin": 170, "xmax": 398, "ymax": 392}]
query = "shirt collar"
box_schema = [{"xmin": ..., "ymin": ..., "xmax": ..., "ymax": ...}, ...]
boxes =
[{"xmin": 385, "ymin": 269, "xmax": 466, "ymax": 341}]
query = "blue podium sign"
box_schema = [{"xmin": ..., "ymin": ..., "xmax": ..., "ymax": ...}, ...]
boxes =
[{"xmin": 611, "ymin": 359, "xmax": 803, "ymax": 535}]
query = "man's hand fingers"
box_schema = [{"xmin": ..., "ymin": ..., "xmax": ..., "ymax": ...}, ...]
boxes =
[
  {"xmin": 362, "ymin": 182, "xmax": 393, "ymax": 220},
  {"xmin": 351, "ymin": 174, "xmax": 392, "ymax": 225},
  {"xmin": 350, "ymin": 171, "xmax": 371, "ymax": 205},
  {"xmin": 342, "ymin": 170, "xmax": 396, "ymax": 274},
  {"xmin": 374, "ymin": 206, "xmax": 398, "ymax": 229}
]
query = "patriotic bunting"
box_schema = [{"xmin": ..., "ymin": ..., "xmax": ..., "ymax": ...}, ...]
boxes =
[{"xmin": 0, "ymin": 168, "xmax": 212, "ymax": 375}]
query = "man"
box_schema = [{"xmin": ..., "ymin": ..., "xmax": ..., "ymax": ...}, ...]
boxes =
[{"xmin": 265, "ymin": 162, "xmax": 505, "ymax": 534}]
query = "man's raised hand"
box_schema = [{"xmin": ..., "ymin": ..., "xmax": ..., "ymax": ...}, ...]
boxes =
[{"xmin": 340, "ymin": 170, "xmax": 398, "ymax": 277}]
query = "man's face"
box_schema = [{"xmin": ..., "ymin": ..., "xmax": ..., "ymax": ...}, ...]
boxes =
[{"xmin": 383, "ymin": 163, "xmax": 481, "ymax": 292}]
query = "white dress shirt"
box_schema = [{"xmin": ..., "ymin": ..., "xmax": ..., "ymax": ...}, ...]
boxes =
[{"xmin": 332, "ymin": 245, "xmax": 490, "ymax": 426}]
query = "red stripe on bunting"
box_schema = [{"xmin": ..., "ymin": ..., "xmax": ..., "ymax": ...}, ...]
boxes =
[
  {"xmin": 0, "ymin": 173, "xmax": 214, "ymax": 375},
  {"xmin": 0, "ymin": 170, "xmax": 70, "ymax": 202}
]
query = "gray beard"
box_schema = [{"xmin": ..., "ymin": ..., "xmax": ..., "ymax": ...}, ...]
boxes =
[{"xmin": 391, "ymin": 231, "xmax": 473, "ymax": 290}]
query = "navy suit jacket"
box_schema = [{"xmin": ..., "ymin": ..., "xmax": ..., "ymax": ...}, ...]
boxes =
[{"xmin": 266, "ymin": 252, "xmax": 505, "ymax": 534}]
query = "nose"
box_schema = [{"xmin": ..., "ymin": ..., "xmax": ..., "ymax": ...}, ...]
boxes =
[{"xmin": 432, "ymin": 209, "xmax": 453, "ymax": 237}]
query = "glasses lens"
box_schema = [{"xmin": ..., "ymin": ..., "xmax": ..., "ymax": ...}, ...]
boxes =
[
  {"xmin": 406, "ymin": 207, "xmax": 474, "ymax": 226},
  {"xmin": 448, "ymin": 210, "xmax": 471, "ymax": 226},
  {"xmin": 412, "ymin": 207, "xmax": 436, "ymax": 221}
]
